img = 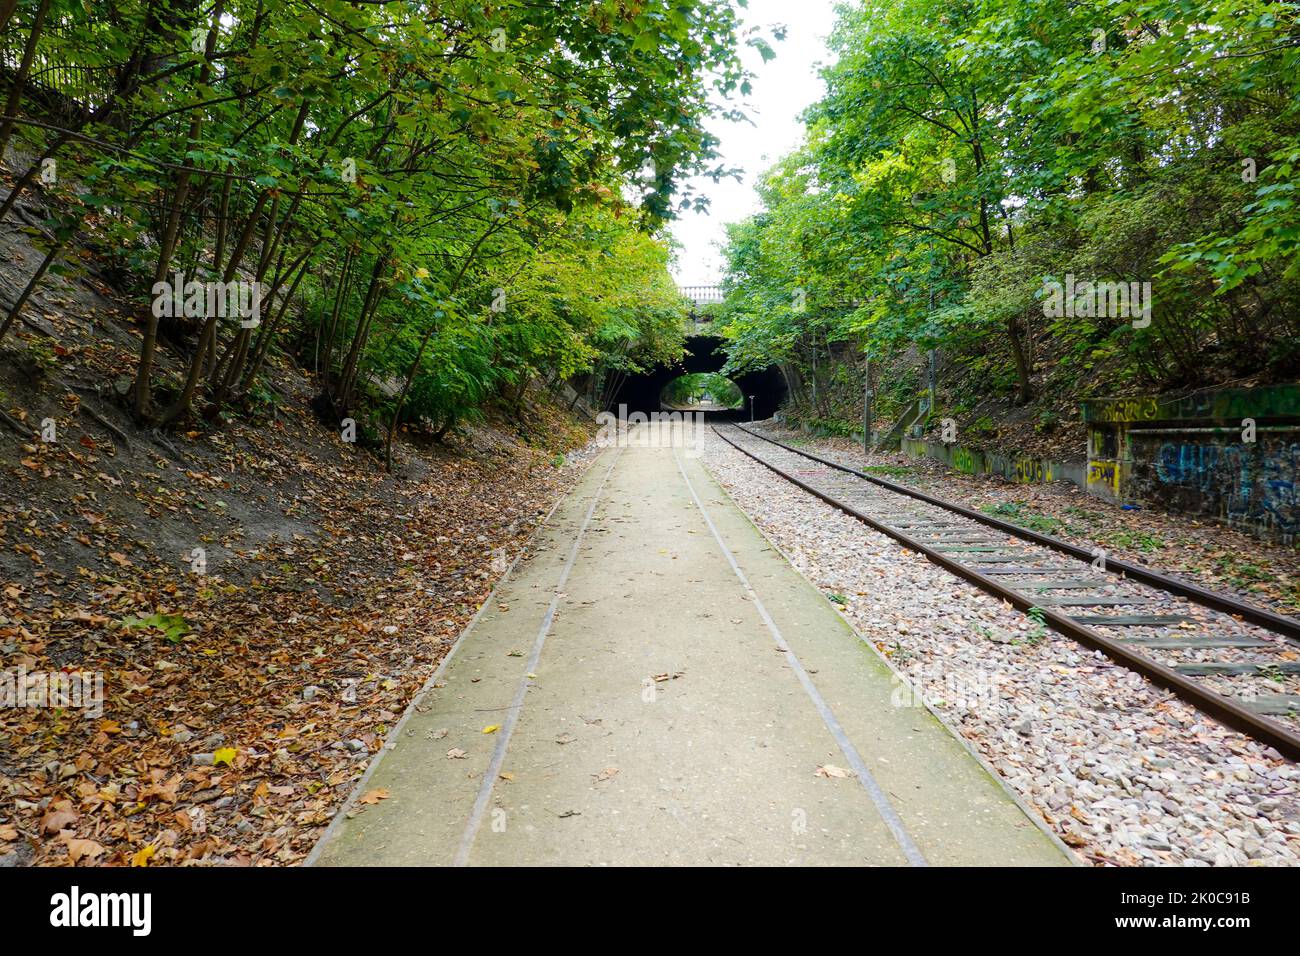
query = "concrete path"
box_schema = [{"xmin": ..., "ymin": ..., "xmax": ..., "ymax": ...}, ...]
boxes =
[{"xmin": 310, "ymin": 424, "xmax": 1069, "ymax": 866}]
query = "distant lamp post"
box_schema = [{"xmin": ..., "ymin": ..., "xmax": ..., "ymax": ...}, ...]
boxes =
[{"xmin": 749, "ymin": 395, "xmax": 756, "ymax": 422}]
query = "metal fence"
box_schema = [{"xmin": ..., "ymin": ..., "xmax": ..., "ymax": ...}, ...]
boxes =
[{"xmin": 2, "ymin": 18, "xmax": 118, "ymax": 111}]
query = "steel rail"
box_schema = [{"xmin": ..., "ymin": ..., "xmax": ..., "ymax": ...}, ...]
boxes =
[
  {"xmin": 727, "ymin": 423, "xmax": 1300, "ymax": 642},
  {"xmin": 712, "ymin": 423, "xmax": 1300, "ymax": 761}
]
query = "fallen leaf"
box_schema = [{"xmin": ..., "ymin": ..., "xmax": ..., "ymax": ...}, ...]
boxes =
[
  {"xmin": 64, "ymin": 837, "xmax": 106, "ymax": 864},
  {"xmin": 358, "ymin": 788, "xmax": 391, "ymax": 805},
  {"xmin": 130, "ymin": 844, "xmax": 156, "ymax": 867},
  {"xmin": 40, "ymin": 801, "xmax": 78, "ymax": 834},
  {"xmin": 815, "ymin": 765, "xmax": 854, "ymax": 779}
]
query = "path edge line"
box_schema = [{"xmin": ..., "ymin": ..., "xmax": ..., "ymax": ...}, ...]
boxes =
[
  {"xmin": 673, "ymin": 448, "xmax": 929, "ymax": 867},
  {"xmin": 451, "ymin": 449, "xmax": 623, "ymax": 866},
  {"xmin": 698, "ymin": 439, "xmax": 1080, "ymax": 865},
  {"xmin": 303, "ymin": 446, "xmax": 610, "ymax": 867}
]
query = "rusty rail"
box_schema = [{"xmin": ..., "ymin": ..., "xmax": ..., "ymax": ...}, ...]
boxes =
[{"xmin": 713, "ymin": 423, "xmax": 1300, "ymax": 761}]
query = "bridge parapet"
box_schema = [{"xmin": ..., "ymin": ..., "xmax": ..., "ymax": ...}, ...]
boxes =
[
  {"xmin": 679, "ymin": 285, "xmax": 724, "ymax": 306},
  {"xmin": 679, "ymin": 285, "xmax": 723, "ymax": 334}
]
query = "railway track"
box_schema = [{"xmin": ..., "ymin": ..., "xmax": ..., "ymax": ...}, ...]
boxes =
[{"xmin": 712, "ymin": 422, "xmax": 1300, "ymax": 761}]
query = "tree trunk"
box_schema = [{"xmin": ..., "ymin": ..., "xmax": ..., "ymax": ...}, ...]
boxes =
[
  {"xmin": 1006, "ymin": 316, "xmax": 1033, "ymax": 405},
  {"xmin": 0, "ymin": 0, "xmax": 52, "ymax": 159},
  {"xmin": 0, "ymin": 0, "xmax": 22, "ymax": 38}
]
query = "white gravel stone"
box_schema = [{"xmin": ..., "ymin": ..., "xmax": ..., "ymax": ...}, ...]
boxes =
[{"xmin": 701, "ymin": 428, "xmax": 1300, "ymax": 867}]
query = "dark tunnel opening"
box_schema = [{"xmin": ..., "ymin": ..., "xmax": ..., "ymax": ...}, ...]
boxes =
[{"xmin": 608, "ymin": 335, "xmax": 787, "ymax": 420}]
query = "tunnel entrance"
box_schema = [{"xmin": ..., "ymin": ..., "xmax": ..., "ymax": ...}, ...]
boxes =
[{"xmin": 610, "ymin": 335, "xmax": 787, "ymax": 420}]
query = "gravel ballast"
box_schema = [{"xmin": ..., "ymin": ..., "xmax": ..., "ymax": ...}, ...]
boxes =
[
  {"xmin": 749, "ymin": 422, "xmax": 1300, "ymax": 618},
  {"xmin": 699, "ymin": 427, "xmax": 1300, "ymax": 866}
]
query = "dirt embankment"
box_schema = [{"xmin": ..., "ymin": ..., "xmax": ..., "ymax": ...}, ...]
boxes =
[{"xmin": 0, "ymin": 218, "xmax": 596, "ymax": 864}]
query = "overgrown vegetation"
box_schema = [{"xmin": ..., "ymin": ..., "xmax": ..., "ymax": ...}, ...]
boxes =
[
  {"xmin": 0, "ymin": 0, "xmax": 763, "ymax": 466},
  {"xmin": 981, "ymin": 501, "xmax": 1065, "ymax": 536},
  {"xmin": 713, "ymin": 0, "xmax": 1300, "ymax": 423},
  {"xmin": 660, "ymin": 371, "xmax": 744, "ymax": 408}
]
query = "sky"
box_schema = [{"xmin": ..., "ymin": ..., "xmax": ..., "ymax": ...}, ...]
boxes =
[{"xmin": 668, "ymin": 0, "xmax": 840, "ymax": 287}]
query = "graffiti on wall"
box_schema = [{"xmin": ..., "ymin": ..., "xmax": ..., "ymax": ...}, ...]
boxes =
[
  {"xmin": 1013, "ymin": 457, "xmax": 1054, "ymax": 483},
  {"xmin": 1084, "ymin": 384, "xmax": 1300, "ymax": 425},
  {"xmin": 1152, "ymin": 441, "xmax": 1297, "ymax": 536},
  {"xmin": 1084, "ymin": 397, "xmax": 1160, "ymax": 424},
  {"xmin": 904, "ymin": 439, "xmax": 1075, "ymax": 486},
  {"xmin": 1087, "ymin": 460, "xmax": 1121, "ymax": 497},
  {"xmin": 949, "ymin": 447, "xmax": 979, "ymax": 475}
]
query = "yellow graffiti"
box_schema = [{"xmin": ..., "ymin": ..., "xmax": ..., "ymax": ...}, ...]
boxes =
[
  {"xmin": 1014, "ymin": 458, "xmax": 1053, "ymax": 483},
  {"xmin": 1086, "ymin": 397, "xmax": 1159, "ymax": 423},
  {"xmin": 950, "ymin": 447, "xmax": 979, "ymax": 473},
  {"xmin": 1087, "ymin": 460, "xmax": 1121, "ymax": 495}
]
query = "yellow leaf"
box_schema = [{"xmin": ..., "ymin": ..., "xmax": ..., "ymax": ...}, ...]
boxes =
[
  {"xmin": 130, "ymin": 844, "xmax": 156, "ymax": 867},
  {"xmin": 212, "ymin": 747, "xmax": 237, "ymax": 767},
  {"xmin": 482, "ymin": 724, "xmax": 500, "ymax": 734}
]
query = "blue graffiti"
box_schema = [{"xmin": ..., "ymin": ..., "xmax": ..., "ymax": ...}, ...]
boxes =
[{"xmin": 1155, "ymin": 441, "xmax": 1296, "ymax": 536}]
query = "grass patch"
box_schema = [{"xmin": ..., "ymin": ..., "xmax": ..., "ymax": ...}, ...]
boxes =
[
  {"xmin": 1102, "ymin": 529, "xmax": 1165, "ymax": 553},
  {"xmin": 981, "ymin": 501, "xmax": 1065, "ymax": 536}
]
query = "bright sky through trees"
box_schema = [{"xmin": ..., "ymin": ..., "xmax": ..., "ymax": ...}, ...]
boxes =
[{"xmin": 669, "ymin": 0, "xmax": 839, "ymax": 286}]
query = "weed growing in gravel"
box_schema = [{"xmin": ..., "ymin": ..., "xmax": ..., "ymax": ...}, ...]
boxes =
[
  {"xmin": 1214, "ymin": 554, "xmax": 1270, "ymax": 591},
  {"xmin": 883, "ymin": 640, "xmax": 915, "ymax": 663},
  {"xmin": 1259, "ymin": 664, "xmax": 1286, "ymax": 684},
  {"xmin": 1103, "ymin": 529, "xmax": 1165, "ymax": 553},
  {"xmin": 1018, "ymin": 606, "xmax": 1049, "ymax": 645}
]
